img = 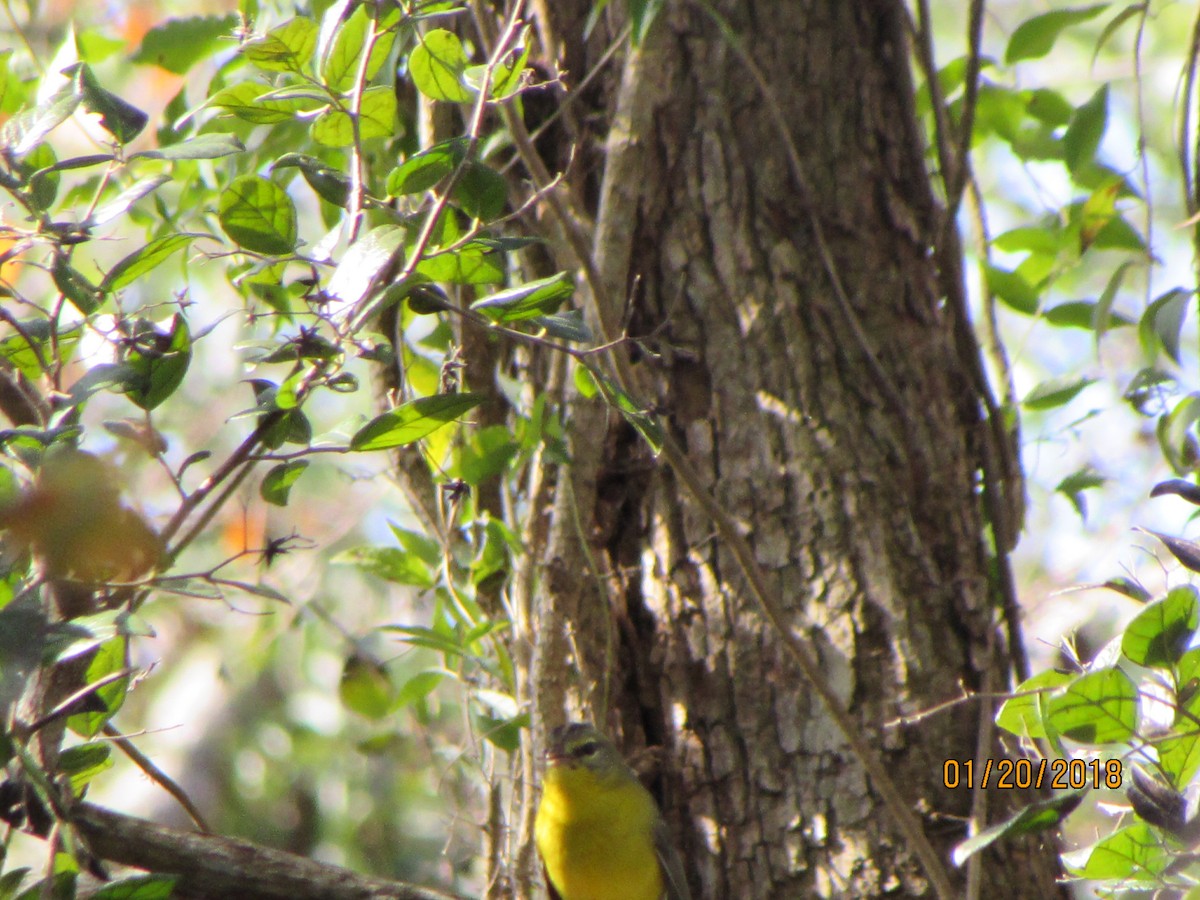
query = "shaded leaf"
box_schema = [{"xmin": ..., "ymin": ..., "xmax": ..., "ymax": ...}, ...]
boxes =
[
  {"xmin": 1151, "ymin": 479, "xmax": 1200, "ymax": 506},
  {"xmin": 123, "ymin": 314, "xmax": 191, "ymax": 411},
  {"xmin": 1064, "ymin": 85, "xmax": 1108, "ymax": 174},
  {"xmin": 952, "ymin": 789, "xmax": 1085, "ymax": 865},
  {"xmin": 1121, "ymin": 585, "xmax": 1199, "ymax": 667},
  {"xmin": 1137, "ymin": 528, "xmax": 1200, "ymax": 575},
  {"xmin": 218, "ymin": 175, "xmax": 298, "ymax": 255},
  {"xmin": 65, "ymin": 62, "xmax": 147, "ymax": 144}
]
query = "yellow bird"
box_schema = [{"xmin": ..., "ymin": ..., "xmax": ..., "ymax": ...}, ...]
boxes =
[{"xmin": 534, "ymin": 722, "xmax": 692, "ymax": 900}]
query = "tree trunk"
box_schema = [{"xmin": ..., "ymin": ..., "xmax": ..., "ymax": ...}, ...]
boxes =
[{"xmin": 523, "ymin": 1, "xmax": 1065, "ymax": 896}]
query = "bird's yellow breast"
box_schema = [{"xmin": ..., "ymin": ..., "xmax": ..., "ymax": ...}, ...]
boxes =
[{"xmin": 535, "ymin": 764, "xmax": 664, "ymax": 900}]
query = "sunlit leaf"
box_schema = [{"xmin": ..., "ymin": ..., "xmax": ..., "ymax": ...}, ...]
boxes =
[
  {"xmin": 101, "ymin": 233, "xmax": 206, "ymax": 293},
  {"xmin": 410, "ymin": 29, "xmax": 473, "ymax": 102},
  {"xmin": 1045, "ymin": 667, "xmax": 1137, "ymax": 744},
  {"xmin": 350, "ymin": 393, "xmax": 485, "ymax": 451},
  {"xmin": 260, "ymin": 460, "xmax": 309, "ymax": 507}
]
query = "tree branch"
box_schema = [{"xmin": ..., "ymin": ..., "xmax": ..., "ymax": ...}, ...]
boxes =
[{"xmin": 71, "ymin": 803, "xmax": 466, "ymax": 900}]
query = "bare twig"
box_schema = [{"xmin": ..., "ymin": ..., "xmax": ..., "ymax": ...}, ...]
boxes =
[{"xmin": 101, "ymin": 722, "xmax": 211, "ymax": 833}]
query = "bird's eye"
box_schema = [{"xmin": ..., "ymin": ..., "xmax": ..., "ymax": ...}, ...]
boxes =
[{"xmin": 576, "ymin": 741, "xmax": 600, "ymax": 757}]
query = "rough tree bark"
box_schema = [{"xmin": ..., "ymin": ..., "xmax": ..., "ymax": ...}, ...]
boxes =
[{"xmin": 521, "ymin": 1, "xmax": 1065, "ymax": 897}]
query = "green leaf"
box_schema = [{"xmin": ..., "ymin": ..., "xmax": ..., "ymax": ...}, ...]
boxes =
[
  {"xmin": 1067, "ymin": 823, "xmax": 1168, "ymax": 880},
  {"xmin": 532, "ymin": 310, "xmax": 593, "ymax": 343},
  {"xmin": 996, "ymin": 669, "xmax": 1073, "ymax": 740},
  {"xmin": 52, "ymin": 257, "xmax": 101, "ymax": 315},
  {"xmin": 1063, "ymin": 85, "xmax": 1108, "ymax": 175},
  {"xmin": 260, "ymin": 460, "xmax": 309, "ymax": 507},
  {"xmin": 59, "ymin": 741, "xmax": 113, "ymax": 792},
  {"xmin": 1022, "ymin": 375, "xmax": 1095, "ymax": 411},
  {"xmin": 393, "ymin": 670, "xmax": 445, "ymax": 710},
  {"xmin": 410, "ymin": 29, "xmax": 473, "ymax": 102},
  {"xmin": 132, "ymin": 14, "xmax": 239, "ymax": 74},
  {"xmin": 210, "ymin": 82, "xmax": 325, "ymax": 124},
  {"xmin": 1093, "ymin": 4, "xmax": 1146, "ymax": 63},
  {"xmin": 242, "ymin": 17, "xmax": 318, "ymax": 74},
  {"xmin": 952, "ymin": 789, "xmax": 1085, "ymax": 865},
  {"xmin": 321, "ymin": 5, "xmax": 396, "ymax": 92},
  {"xmin": 88, "ymin": 174, "xmax": 171, "ymax": 227},
  {"xmin": 1122, "ymin": 586, "xmax": 1199, "ymax": 667},
  {"xmin": 416, "ymin": 241, "xmax": 506, "ymax": 285},
  {"xmin": 387, "ymin": 138, "xmax": 467, "ymax": 195},
  {"xmin": 0, "ymin": 321, "xmax": 81, "ymax": 381},
  {"xmin": 1045, "ymin": 667, "xmax": 1137, "ymax": 744},
  {"xmin": 384, "ymin": 624, "xmax": 470, "ymax": 658},
  {"xmin": 124, "ymin": 314, "xmax": 192, "ymax": 411},
  {"xmin": 130, "ymin": 133, "xmax": 245, "ymax": 161},
  {"xmin": 992, "ymin": 224, "xmax": 1065, "ymax": 256},
  {"xmin": 1055, "ymin": 466, "xmax": 1106, "ymax": 521},
  {"xmin": 592, "ymin": 375, "xmax": 664, "ymax": 454},
  {"xmin": 1, "ymin": 75, "xmax": 81, "ymax": 158},
  {"xmin": 273, "ymin": 153, "xmax": 350, "ymax": 207},
  {"xmin": 65, "ymin": 62, "xmax": 147, "ymax": 144},
  {"xmin": 89, "ymin": 875, "xmax": 177, "ymax": 900},
  {"xmin": 339, "ymin": 654, "xmax": 392, "ymax": 720},
  {"xmin": 457, "ymin": 425, "xmax": 519, "ymax": 484},
  {"xmin": 475, "ymin": 36, "xmax": 530, "ymax": 100},
  {"xmin": 471, "ymin": 272, "xmax": 575, "ymax": 322},
  {"xmin": 351, "ymin": 393, "xmax": 485, "ymax": 451},
  {"xmin": 1160, "ymin": 683, "xmax": 1200, "ymax": 788},
  {"xmin": 389, "ymin": 522, "xmax": 443, "ymax": 567},
  {"xmin": 311, "ymin": 85, "xmax": 396, "ymax": 146},
  {"xmin": 1005, "ymin": 5, "xmax": 1108, "ymax": 63},
  {"xmin": 1043, "ymin": 301, "xmax": 1132, "ymax": 331},
  {"xmin": 1025, "ymin": 88, "xmax": 1074, "ymax": 126},
  {"xmin": 1139, "ymin": 288, "xmax": 1191, "ymax": 364},
  {"xmin": 1160, "ymin": 393, "xmax": 1200, "ymax": 474},
  {"xmin": 1138, "ymin": 529, "xmax": 1200, "ymax": 576},
  {"xmin": 630, "ymin": 0, "xmax": 665, "ymax": 45},
  {"xmin": 984, "ymin": 264, "xmax": 1040, "ymax": 315},
  {"xmin": 1093, "ymin": 260, "xmax": 1136, "ymax": 344},
  {"xmin": 101, "ymin": 233, "xmax": 205, "ymax": 293},
  {"xmin": 334, "ymin": 546, "xmax": 437, "ymax": 588},
  {"xmin": 574, "ymin": 363, "xmax": 599, "ymax": 399},
  {"xmin": 68, "ymin": 637, "xmax": 128, "ymax": 738},
  {"xmin": 454, "ymin": 162, "xmax": 507, "ymax": 220},
  {"xmin": 219, "ymin": 175, "xmax": 298, "ymax": 256}
]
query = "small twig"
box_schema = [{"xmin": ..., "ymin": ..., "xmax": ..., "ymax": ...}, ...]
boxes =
[
  {"xmin": 101, "ymin": 723, "xmax": 211, "ymax": 833},
  {"xmin": 22, "ymin": 669, "xmax": 134, "ymax": 736},
  {"xmin": 347, "ymin": 3, "xmax": 528, "ymax": 334},
  {"xmin": 345, "ymin": 4, "xmax": 385, "ymax": 242}
]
